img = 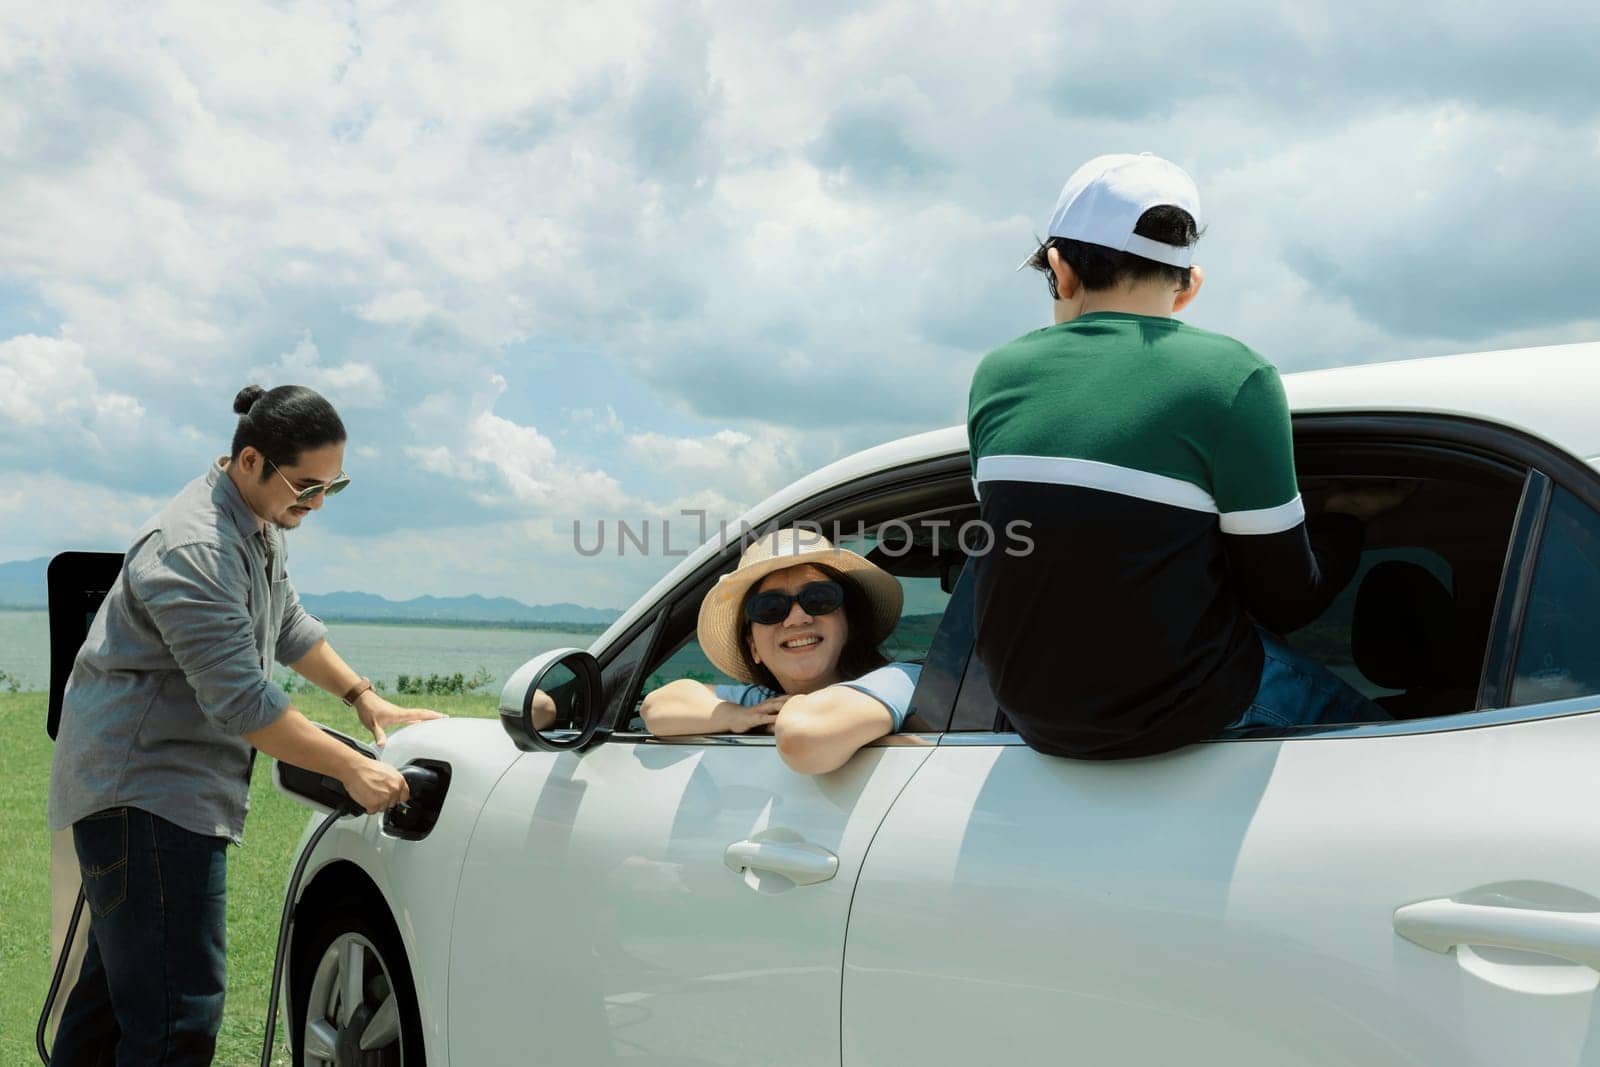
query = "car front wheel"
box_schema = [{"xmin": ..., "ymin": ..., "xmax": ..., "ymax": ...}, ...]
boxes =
[{"xmin": 292, "ymin": 909, "xmax": 424, "ymax": 1066}]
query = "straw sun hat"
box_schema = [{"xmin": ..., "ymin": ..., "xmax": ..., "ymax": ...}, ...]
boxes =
[{"xmin": 697, "ymin": 528, "xmax": 904, "ymax": 684}]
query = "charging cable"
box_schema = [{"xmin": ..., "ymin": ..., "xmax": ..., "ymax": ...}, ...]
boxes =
[
  {"xmin": 262, "ymin": 764, "xmax": 435, "ymax": 1064},
  {"xmin": 34, "ymin": 886, "xmax": 86, "ymax": 1065},
  {"xmin": 259, "ymin": 797, "xmax": 360, "ymax": 1067}
]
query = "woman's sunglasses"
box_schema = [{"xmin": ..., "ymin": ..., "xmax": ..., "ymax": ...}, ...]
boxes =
[
  {"xmin": 745, "ymin": 580, "xmax": 845, "ymax": 626},
  {"xmin": 269, "ymin": 461, "xmax": 351, "ymax": 505}
]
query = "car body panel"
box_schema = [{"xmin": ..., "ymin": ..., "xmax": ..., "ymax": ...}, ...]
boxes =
[
  {"xmin": 273, "ymin": 340, "xmax": 1600, "ymax": 1064},
  {"xmin": 283, "ymin": 719, "xmax": 522, "ymax": 1064},
  {"xmin": 843, "ymin": 706, "xmax": 1600, "ymax": 1067},
  {"xmin": 445, "ymin": 737, "xmax": 935, "ymax": 1066}
]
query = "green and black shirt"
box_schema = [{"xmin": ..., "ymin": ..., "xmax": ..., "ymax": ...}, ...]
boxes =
[{"xmin": 967, "ymin": 312, "xmax": 1362, "ymax": 759}]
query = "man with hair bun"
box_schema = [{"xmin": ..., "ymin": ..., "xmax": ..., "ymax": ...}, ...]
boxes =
[
  {"xmin": 47, "ymin": 383, "xmax": 443, "ymax": 1065},
  {"xmin": 968, "ymin": 153, "xmax": 1407, "ymax": 760}
]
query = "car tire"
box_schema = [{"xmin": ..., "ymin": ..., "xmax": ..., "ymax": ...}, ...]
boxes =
[{"xmin": 290, "ymin": 906, "xmax": 426, "ymax": 1066}]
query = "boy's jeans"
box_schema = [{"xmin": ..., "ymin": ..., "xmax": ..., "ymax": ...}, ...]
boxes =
[
  {"xmin": 51, "ymin": 806, "xmax": 228, "ymax": 1066},
  {"xmin": 1228, "ymin": 627, "xmax": 1392, "ymax": 732}
]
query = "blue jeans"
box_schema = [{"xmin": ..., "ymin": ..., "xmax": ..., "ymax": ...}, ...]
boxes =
[
  {"xmin": 1227, "ymin": 628, "xmax": 1392, "ymax": 732},
  {"xmin": 51, "ymin": 807, "xmax": 229, "ymax": 1066}
]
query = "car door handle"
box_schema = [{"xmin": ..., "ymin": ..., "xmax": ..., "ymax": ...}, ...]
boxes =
[
  {"xmin": 1394, "ymin": 897, "xmax": 1600, "ymax": 970},
  {"xmin": 723, "ymin": 839, "xmax": 839, "ymax": 886}
]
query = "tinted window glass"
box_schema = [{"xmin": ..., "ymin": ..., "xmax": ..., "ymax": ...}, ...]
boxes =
[
  {"xmin": 1285, "ymin": 546, "xmax": 1454, "ymax": 700},
  {"xmin": 627, "ymin": 528, "xmax": 966, "ymax": 734},
  {"xmin": 881, "ymin": 574, "xmax": 949, "ymax": 663},
  {"xmin": 638, "ymin": 566, "xmax": 952, "ymax": 697},
  {"xmin": 643, "ymin": 635, "xmax": 739, "ymax": 696},
  {"xmin": 1513, "ymin": 487, "xmax": 1600, "ymax": 705},
  {"xmin": 600, "ymin": 619, "xmax": 664, "ymax": 732},
  {"xmin": 960, "ymin": 544, "xmax": 1482, "ymax": 732}
]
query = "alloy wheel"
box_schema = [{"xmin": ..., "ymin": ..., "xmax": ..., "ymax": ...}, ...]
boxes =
[{"xmin": 302, "ymin": 931, "xmax": 405, "ymax": 1066}]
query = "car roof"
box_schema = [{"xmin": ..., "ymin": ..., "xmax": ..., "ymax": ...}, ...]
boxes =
[
  {"xmin": 1283, "ymin": 340, "xmax": 1600, "ymax": 463},
  {"xmin": 595, "ymin": 340, "xmax": 1600, "ymax": 646}
]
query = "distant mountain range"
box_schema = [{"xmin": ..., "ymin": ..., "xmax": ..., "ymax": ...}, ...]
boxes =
[
  {"xmin": 297, "ymin": 591, "xmax": 619, "ymax": 626},
  {"xmin": 0, "ymin": 557, "xmax": 620, "ymax": 626}
]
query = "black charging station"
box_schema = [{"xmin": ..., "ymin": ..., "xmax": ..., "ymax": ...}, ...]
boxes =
[{"xmin": 45, "ymin": 552, "xmax": 124, "ymax": 739}]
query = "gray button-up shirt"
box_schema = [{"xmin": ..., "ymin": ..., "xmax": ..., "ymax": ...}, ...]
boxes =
[{"xmin": 48, "ymin": 460, "xmax": 328, "ymax": 842}]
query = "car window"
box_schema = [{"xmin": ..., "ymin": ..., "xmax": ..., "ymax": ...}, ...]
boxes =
[
  {"xmin": 1512, "ymin": 486, "xmax": 1600, "ymax": 705},
  {"xmin": 1283, "ymin": 546, "xmax": 1454, "ymax": 700},
  {"xmin": 639, "ymin": 537, "xmax": 956, "ymax": 699},
  {"xmin": 620, "ymin": 504, "xmax": 976, "ymax": 736},
  {"xmin": 955, "ymin": 543, "xmax": 1480, "ymax": 734},
  {"xmin": 600, "ymin": 618, "xmax": 661, "ymax": 729},
  {"xmin": 878, "ymin": 575, "xmax": 952, "ymax": 663},
  {"xmin": 643, "ymin": 636, "xmax": 739, "ymax": 695},
  {"xmin": 953, "ymin": 455, "xmax": 1527, "ymax": 735}
]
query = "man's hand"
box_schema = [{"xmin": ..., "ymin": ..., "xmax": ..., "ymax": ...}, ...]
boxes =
[
  {"xmin": 285, "ymin": 642, "xmax": 449, "ymax": 746},
  {"xmin": 341, "ymin": 757, "xmax": 410, "ymax": 814},
  {"xmin": 248, "ymin": 708, "xmax": 409, "ymax": 813},
  {"xmin": 355, "ymin": 691, "xmax": 447, "ymax": 748},
  {"xmin": 1322, "ymin": 480, "xmax": 1417, "ymax": 523},
  {"xmin": 721, "ymin": 694, "xmax": 789, "ymax": 734}
]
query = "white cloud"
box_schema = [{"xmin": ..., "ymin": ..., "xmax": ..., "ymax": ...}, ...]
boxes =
[
  {"xmin": 464, "ymin": 410, "xmax": 637, "ymax": 513},
  {"xmin": 0, "ymin": 333, "xmax": 149, "ymax": 465},
  {"xmin": 400, "ymin": 373, "xmax": 629, "ymax": 514},
  {"xmin": 0, "ymin": 472, "xmax": 163, "ymax": 559},
  {"xmin": 251, "ymin": 333, "xmax": 387, "ymax": 408},
  {"xmin": 353, "ymin": 290, "xmax": 438, "ymax": 326},
  {"xmin": 2, "ymin": 0, "xmax": 1597, "ymax": 606},
  {"xmin": 405, "ymin": 443, "xmax": 478, "ymax": 481},
  {"xmin": 628, "ymin": 428, "xmax": 753, "ymax": 470},
  {"xmin": 0, "ymin": 334, "xmax": 99, "ymax": 428},
  {"xmin": 567, "ymin": 405, "xmax": 625, "ymax": 436},
  {"xmin": 626, "ymin": 427, "xmax": 806, "ymax": 507},
  {"xmin": 1178, "ymin": 106, "xmax": 1600, "ymax": 368}
]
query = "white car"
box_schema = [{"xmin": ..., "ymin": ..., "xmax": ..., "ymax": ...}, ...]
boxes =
[{"xmin": 277, "ymin": 341, "xmax": 1600, "ymax": 1067}]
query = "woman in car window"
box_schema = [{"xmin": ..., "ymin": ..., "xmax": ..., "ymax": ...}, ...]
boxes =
[{"xmin": 641, "ymin": 528, "xmax": 921, "ymax": 773}]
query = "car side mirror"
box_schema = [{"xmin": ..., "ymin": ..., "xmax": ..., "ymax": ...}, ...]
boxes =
[{"xmin": 499, "ymin": 648, "xmax": 606, "ymax": 752}]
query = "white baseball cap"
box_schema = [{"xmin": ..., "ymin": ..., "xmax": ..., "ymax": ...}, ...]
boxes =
[{"xmin": 1037, "ymin": 152, "xmax": 1202, "ymax": 268}]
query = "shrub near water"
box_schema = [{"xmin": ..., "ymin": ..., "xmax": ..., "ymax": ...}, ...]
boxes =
[
  {"xmin": 276, "ymin": 666, "xmax": 498, "ymax": 698},
  {"xmin": 395, "ymin": 666, "xmax": 496, "ymax": 696}
]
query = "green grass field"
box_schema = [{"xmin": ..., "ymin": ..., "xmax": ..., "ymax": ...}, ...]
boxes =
[{"xmin": 0, "ymin": 690, "xmax": 499, "ymax": 1066}]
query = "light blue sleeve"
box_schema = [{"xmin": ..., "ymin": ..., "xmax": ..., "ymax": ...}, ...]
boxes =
[
  {"xmin": 838, "ymin": 662, "xmax": 923, "ymax": 731},
  {"xmin": 712, "ymin": 683, "xmax": 776, "ymax": 707}
]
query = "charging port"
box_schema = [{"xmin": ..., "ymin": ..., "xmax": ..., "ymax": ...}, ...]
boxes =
[{"xmin": 383, "ymin": 761, "xmax": 451, "ymax": 840}]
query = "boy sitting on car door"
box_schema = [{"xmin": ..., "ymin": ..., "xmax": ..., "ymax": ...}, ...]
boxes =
[{"xmin": 967, "ymin": 152, "xmax": 1405, "ymax": 759}]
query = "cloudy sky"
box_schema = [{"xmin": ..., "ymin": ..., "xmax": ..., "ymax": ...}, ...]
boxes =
[{"xmin": 2, "ymin": 0, "xmax": 1596, "ymax": 610}]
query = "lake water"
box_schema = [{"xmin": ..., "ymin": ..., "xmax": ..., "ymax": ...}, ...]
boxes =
[{"xmin": 0, "ymin": 610, "xmax": 598, "ymax": 693}]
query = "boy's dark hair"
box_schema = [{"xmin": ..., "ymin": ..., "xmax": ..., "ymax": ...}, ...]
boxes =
[
  {"xmin": 229, "ymin": 384, "xmax": 347, "ymax": 475},
  {"xmin": 1026, "ymin": 205, "xmax": 1200, "ymax": 297},
  {"xmin": 737, "ymin": 564, "xmax": 890, "ymax": 692}
]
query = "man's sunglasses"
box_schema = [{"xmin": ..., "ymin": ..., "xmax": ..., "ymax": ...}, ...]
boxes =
[
  {"xmin": 745, "ymin": 580, "xmax": 845, "ymax": 626},
  {"xmin": 269, "ymin": 461, "xmax": 351, "ymax": 505}
]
